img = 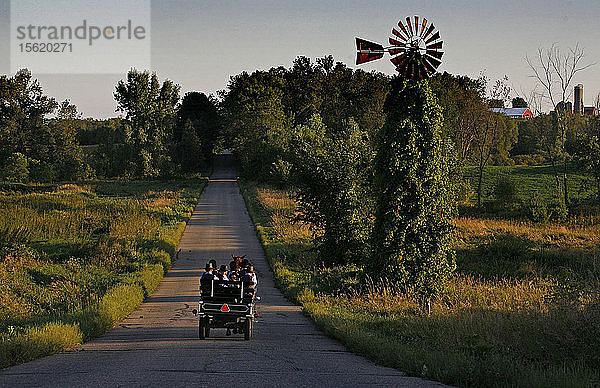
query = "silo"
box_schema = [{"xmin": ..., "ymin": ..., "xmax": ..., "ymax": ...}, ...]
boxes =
[{"xmin": 574, "ymin": 84, "xmax": 584, "ymax": 114}]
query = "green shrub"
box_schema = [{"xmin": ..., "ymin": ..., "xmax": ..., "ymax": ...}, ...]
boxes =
[
  {"xmin": 528, "ymin": 191, "xmax": 549, "ymax": 223},
  {"xmin": 493, "ymin": 175, "xmax": 519, "ymax": 209},
  {"xmin": 269, "ymin": 159, "xmax": 292, "ymax": 186},
  {"xmin": 549, "ymin": 198, "xmax": 569, "ymax": 222},
  {"xmin": 454, "ymin": 179, "xmax": 475, "ymax": 206},
  {"xmin": 1, "ymin": 153, "xmax": 29, "ymax": 183}
]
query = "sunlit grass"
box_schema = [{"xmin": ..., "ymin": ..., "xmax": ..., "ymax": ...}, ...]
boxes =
[
  {"xmin": 241, "ymin": 180, "xmax": 600, "ymax": 387},
  {"xmin": 0, "ymin": 178, "xmax": 206, "ymax": 368}
]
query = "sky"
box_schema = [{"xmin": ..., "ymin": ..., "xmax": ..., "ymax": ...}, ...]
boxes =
[{"xmin": 1, "ymin": 0, "xmax": 599, "ymax": 118}]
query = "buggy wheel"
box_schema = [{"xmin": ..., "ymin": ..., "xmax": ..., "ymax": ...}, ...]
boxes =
[
  {"xmin": 244, "ymin": 318, "xmax": 252, "ymax": 340},
  {"xmin": 199, "ymin": 318, "xmax": 209, "ymax": 339}
]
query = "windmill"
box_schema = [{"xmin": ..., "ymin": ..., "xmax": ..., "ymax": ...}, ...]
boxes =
[{"xmin": 356, "ymin": 16, "xmax": 444, "ymax": 81}]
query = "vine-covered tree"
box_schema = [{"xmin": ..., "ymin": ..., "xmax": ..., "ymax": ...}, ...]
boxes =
[{"xmin": 370, "ymin": 78, "xmax": 455, "ymax": 305}]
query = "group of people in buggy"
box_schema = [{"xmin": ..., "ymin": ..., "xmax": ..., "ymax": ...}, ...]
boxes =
[
  {"xmin": 197, "ymin": 254, "xmax": 258, "ymax": 338},
  {"xmin": 200, "ymin": 254, "xmax": 258, "ymax": 287}
]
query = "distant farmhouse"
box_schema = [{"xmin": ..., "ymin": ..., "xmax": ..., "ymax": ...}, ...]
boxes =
[{"xmin": 490, "ymin": 107, "xmax": 533, "ymax": 119}]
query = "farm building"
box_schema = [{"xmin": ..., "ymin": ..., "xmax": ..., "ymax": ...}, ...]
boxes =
[{"xmin": 490, "ymin": 107, "xmax": 533, "ymax": 119}]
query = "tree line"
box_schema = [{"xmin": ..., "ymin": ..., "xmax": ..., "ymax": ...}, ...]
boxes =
[
  {"xmin": 2, "ymin": 57, "xmax": 599, "ymax": 298},
  {"xmin": 0, "ymin": 69, "xmax": 221, "ymax": 182}
]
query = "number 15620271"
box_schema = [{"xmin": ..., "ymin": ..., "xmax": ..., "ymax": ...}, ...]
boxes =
[{"xmin": 19, "ymin": 43, "xmax": 73, "ymax": 53}]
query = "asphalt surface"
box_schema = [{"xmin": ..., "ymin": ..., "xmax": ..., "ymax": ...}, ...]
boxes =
[{"xmin": 0, "ymin": 153, "xmax": 445, "ymax": 387}]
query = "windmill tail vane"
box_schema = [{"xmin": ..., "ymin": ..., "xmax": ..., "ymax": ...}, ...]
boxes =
[{"xmin": 356, "ymin": 15, "xmax": 444, "ymax": 81}]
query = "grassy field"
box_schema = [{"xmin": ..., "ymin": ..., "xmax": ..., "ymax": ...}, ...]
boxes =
[
  {"xmin": 463, "ymin": 164, "xmax": 598, "ymax": 207},
  {"xmin": 240, "ymin": 167, "xmax": 600, "ymax": 387},
  {"xmin": 0, "ymin": 179, "xmax": 207, "ymax": 368}
]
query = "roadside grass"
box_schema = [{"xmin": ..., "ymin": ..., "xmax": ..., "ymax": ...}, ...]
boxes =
[
  {"xmin": 240, "ymin": 179, "xmax": 600, "ymax": 387},
  {"xmin": 0, "ymin": 178, "xmax": 207, "ymax": 368}
]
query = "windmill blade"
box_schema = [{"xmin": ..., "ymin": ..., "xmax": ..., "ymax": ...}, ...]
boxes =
[
  {"xmin": 423, "ymin": 24, "xmax": 435, "ymax": 39},
  {"xmin": 397, "ymin": 20, "xmax": 409, "ymax": 37},
  {"xmin": 389, "ymin": 37, "xmax": 406, "ymax": 47},
  {"xmin": 414, "ymin": 16, "xmax": 419, "ymax": 35},
  {"xmin": 422, "ymin": 56, "xmax": 437, "ymax": 74},
  {"xmin": 406, "ymin": 17, "xmax": 413, "ymax": 36},
  {"xmin": 426, "ymin": 50, "xmax": 444, "ymax": 60},
  {"xmin": 423, "ymin": 53, "xmax": 442, "ymax": 68},
  {"xmin": 425, "ymin": 31, "xmax": 440, "ymax": 44},
  {"xmin": 396, "ymin": 55, "xmax": 410, "ymax": 75},
  {"xmin": 356, "ymin": 51, "xmax": 384, "ymax": 65},
  {"xmin": 426, "ymin": 41, "xmax": 443, "ymax": 50},
  {"xmin": 420, "ymin": 18, "xmax": 428, "ymax": 36},
  {"xmin": 392, "ymin": 28, "xmax": 407, "ymax": 41},
  {"xmin": 390, "ymin": 52, "xmax": 408, "ymax": 66},
  {"xmin": 355, "ymin": 37, "xmax": 384, "ymax": 64}
]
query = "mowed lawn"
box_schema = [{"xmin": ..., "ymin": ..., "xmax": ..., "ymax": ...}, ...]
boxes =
[
  {"xmin": 0, "ymin": 179, "xmax": 206, "ymax": 368},
  {"xmin": 240, "ymin": 165, "xmax": 600, "ymax": 387}
]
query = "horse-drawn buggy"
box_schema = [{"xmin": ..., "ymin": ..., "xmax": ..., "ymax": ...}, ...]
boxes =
[{"xmin": 192, "ymin": 255, "xmax": 258, "ymax": 340}]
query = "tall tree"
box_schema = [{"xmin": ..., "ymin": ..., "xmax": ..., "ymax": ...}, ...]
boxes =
[
  {"xmin": 176, "ymin": 92, "xmax": 221, "ymax": 168},
  {"xmin": 371, "ymin": 78, "xmax": 455, "ymax": 305},
  {"xmin": 0, "ymin": 69, "xmax": 57, "ymax": 166},
  {"xmin": 526, "ymin": 43, "xmax": 594, "ymax": 206},
  {"xmin": 114, "ymin": 69, "xmax": 180, "ymax": 178},
  {"xmin": 220, "ymin": 69, "xmax": 289, "ymax": 179},
  {"xmin": 429, "ymin": 72, "xmax": 487, "ymax": 162},
  {"xmin": 51, "ymin": 100, "xmax": 87, "ymax": 180},
  {"xmin": 288, "ymin": 115, "xmax": 374, "ymax": 265}
]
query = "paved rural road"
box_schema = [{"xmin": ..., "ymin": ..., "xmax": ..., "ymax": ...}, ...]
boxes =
[{"xmin": 1, "ymin": 153, "xmax": 445, "ymax": 387}]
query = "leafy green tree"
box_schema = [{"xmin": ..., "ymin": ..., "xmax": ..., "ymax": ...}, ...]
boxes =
[
  {"xmin": 318, "ymin": 61, "xmax": 390, "ymax": 141},
  {"xmin": 114, "ymin": 69, "xmax": 180, "ymax": 178},
  {"xmin": 288, "ymin": 115, "xmax": 374, "ymax": 265},
  {"xmin": 1, "ymin": 152, "xmax": 29, "ymax": 182},
  {"xmin": 429, "ymin": 72, "xmax": 487, "ymax": 162},
  {"xmin": 93, "ymin": 119, "xmax": 128, "ymax": 178},
  {"xmin": 283, "ymin": 56, "xmax": 323, "ymax": 125},
  {"xmin": 50, "ymin": 100, "xmax": 88, "ymax": 180},
  {"xmin": 0, "ymin": 69, "xmax": 57, "ymax": 177},
  {"xmin": 220, "ymin": 69, "xmax": 290, "ymax": 179},
  {"xmin": 371, "ymin": 78, "xmax": 455, "ymax": 302},
  {"xmin": 178, "ymin": 119, "xmax": 204, "ymax": 173},
  {"xmin": 175, "ymin": 92, "xmax": 221, "ymax": 169}
]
